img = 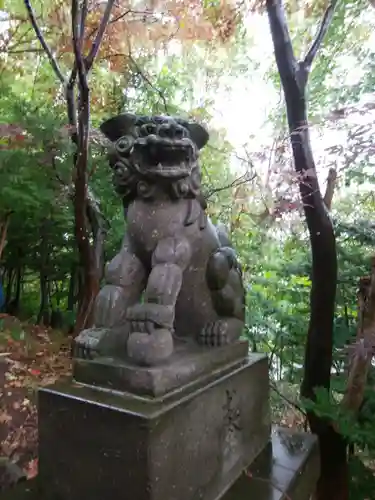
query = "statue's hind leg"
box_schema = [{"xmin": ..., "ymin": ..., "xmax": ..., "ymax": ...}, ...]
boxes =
[
  {"xmin": 199, "ymin": 247, "xmax": 245, "ymax": 347},
  {"xmin": 199, "ymin": 317, "xmax": 244, "ymax": 346},
  {"xmin": 73, "ymin": 244, "xmax": 146, "ymax": 359}
]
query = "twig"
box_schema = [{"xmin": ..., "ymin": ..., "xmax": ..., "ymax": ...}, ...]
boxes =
[
  {"xmin": 23, "ymin": 0, "xmax": 65, "ymax": 84},
  {"xmin": 270, "ymin": 382, "xmax": 306, "ymax": 416},
  {"xmin": 4, "ymin": 48, "xmax": 45, "ymax": 53},
  {"xmin": 205, "ymin": 172, "xmax": 256, "ymax": 199},
  {"xmin": 127, "ymin": 49, "xmax": 169, "ymax": 113}
]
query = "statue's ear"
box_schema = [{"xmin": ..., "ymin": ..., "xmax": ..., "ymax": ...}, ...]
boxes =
[
  {"xmin": 100, "ymin": 113, "xmax": 137, "ymax": 142},
  {"xmin": 186, "ymin": 122, "xmax": 209, "ymax": 150}
]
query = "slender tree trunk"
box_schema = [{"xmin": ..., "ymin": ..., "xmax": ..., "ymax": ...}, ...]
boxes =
[
  {"xmin": 0, "ymin": 211, "xmax": 12, "ymax": 261},
  {"xmin": 24, "ymin": 0, "xmax": 115, "ymax": 334},
  {"xmin": 37, "ymin": 274, "xmax": 49, "ymax": 325},
  {"xmin": 71, "ymin": 56, "xmax": 98, "ymax": 332},
  {"xmin": 37, "ymin": 219, "xmax": 50, "ymax": 325},
  {"xmin": 67, "ymin": 263, "xmax": 77, "ymax": 312},
  {"xmin": 266, "ymin": 1, "xmax": 348, "ymax": 498},
  {"xmin": 5, "ymin": 268, "xmax": 14, "ymax": 306},
  {"xmin": 10, "ymin": 265, "xmax": 22, "ymax": 315}
]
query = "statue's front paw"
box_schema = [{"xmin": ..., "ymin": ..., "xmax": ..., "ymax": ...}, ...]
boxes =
[
  {"xmin": 126, "ymin": 304, "xmax": 175, "ymax": 365},
  {"xmin": 127, "ymin": 329, "xmax": 174, "ymax": 367},
  {"xmin": 127, "ymin": 303, "xmax": 175, "ymax": 332},
  {"xmin": 73, "ymin": 326, "xmax": 129, "ymax": 360},
  {"xmin": 199, "ymin": 320, "xmax": 230, "ymax": 347},
  {"xmin": 73, "ymin": 328, "xmax": 104, "ymax": 360}
]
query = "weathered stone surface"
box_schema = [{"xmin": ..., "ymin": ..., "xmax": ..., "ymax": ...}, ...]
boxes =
[
  {"xmin": 2, "ymin": 427, "xmax": 319, "ymax": 500},
  {"xmin": 37, "ymin": 354, "xmax": 270, "ymax": 500},
  {"xmin": 73, "ymin": 114, "xmax": 246, "ymax": 369},
  {"xmin": 223, "ymin": 428, "xmax": 320, "ymax": 500},
  {"xmin": 73, "ymin": 339, "xmax": 249, "ymax": 397}
]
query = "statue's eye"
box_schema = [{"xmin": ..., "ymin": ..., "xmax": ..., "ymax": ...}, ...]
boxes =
[
  {"xmin": 140, "ymin": 123, "xmax": 157, "ymax": 136},
  {"xmin": 115, "ymin": 136, "xmax": 133, "ymax": 155}
]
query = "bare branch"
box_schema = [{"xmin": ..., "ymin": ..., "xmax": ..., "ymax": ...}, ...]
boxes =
[
  {"xmin": 270, "ymin": 382, "xmax": 306, "ymax": 416},
  {"xmin": 127, "ymin": 50, "xmax": 169, "ymax": 113},
  {"xmin": 2, "ymin": 48, "xmax": 45, "ymax": 53},
  {"xmin": 80, "ymin": 0, "xmax": 88, "ymax": 47},
  {"xmin": 23, "ymin": 0, "xmax": 65, "ymax": 84},
  {"xmin": 85, "ymin": 0, "xmax": 116, "ymax": 71},
  {"xmin": 323, "ymin": 167, "xmax": 337, "ymax": 210},
  {"xmin": 72, "ymin": 0, "xmax": 87, "ymax": 93},
  {"xmin": 205, "ymin": 172, "xmax": 256, "ymax": 200},
  {"xmin": 302, "ymin": 0, "xmax": 339, "ymax": 71}
]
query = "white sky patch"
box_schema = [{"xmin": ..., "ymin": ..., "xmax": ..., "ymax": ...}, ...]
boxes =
[{"xmin": 208, "ymin": 9, "xmax": 375, "ymax": 196}]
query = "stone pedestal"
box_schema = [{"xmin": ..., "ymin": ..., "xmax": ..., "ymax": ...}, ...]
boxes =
[
  {"xmin": 73, "ymin": 339, "xmax": 249, "ymax": 397},
  {"xmin": 2, "ymin": 427, "xmax": 319, "ymax": 500},
  {"xmin": 37, "ymin": 354, "xmax": 270, "ymax": 500}
]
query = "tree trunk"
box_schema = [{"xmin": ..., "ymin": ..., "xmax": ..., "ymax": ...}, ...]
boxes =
[
  {"xmin": 86, "ymin": 189, "xmax": 108, "ymax": 282},
  {"xmin": 266, "ymin": 1, "xmax": 348, "ymax": 498},
  {"xmin": 24, "ymin": 0, "xmax": 116, "ymax": 334},
  {"xmin": 5, "ymin": 268, "xmax": 14, "ymax": 306},
  {"xmin": 67, "ymin": 263, "xmax": 77, "ymax": 312},
  {"xmin": 8, "ymin": 265, "xmax": 22, "ymax": 315},
  {"xmin": 37, "ymin": 219, "xmax": 50, "ymax": 325},
  {"xmin": 0, "ymin": 212, "xmax": 12, "ymax": 261},
  {"xmin": 37, "ymin": 274, "xmax": 49, "ymax": 325},
  {"xmin": 71, "ymin": 77, "xmax": 99, "ymax": 333}
]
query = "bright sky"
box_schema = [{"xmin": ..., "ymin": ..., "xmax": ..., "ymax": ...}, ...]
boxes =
[
  {"xmin": 211, "ymin": 13, "xmax": 277, "ymax": 150},
  {"xmin": 209, "ymin": 9, "xmax": 375, "ymax": 195}
]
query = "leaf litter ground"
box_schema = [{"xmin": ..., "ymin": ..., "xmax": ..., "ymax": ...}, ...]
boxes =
[
  {"xmin": 0, "ymin": 314, "xmax": 71, "ymax": 481},
  {"xmin": 0, "ymin": 313, "xmax": 306, "ymax": 487}
]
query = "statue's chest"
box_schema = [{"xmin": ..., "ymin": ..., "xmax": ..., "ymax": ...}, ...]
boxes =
[{"xmin": 126, "ymin": 199, "xmax": 196, "ymax": 253}]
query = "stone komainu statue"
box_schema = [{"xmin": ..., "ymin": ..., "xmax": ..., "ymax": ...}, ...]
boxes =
[{"xmin": 74, "ymin": 114, "xmax": 246, "ymax": 366}]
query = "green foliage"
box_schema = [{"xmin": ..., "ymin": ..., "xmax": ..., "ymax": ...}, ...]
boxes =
[{"xmin": 2, "ymin": 0, "xmax": 375, "ymax": 492}]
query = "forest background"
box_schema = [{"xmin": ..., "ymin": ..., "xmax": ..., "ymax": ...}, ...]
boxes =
[{"xmin": 1, "ymin": 0, "xmax": 375, "ymax": 499}]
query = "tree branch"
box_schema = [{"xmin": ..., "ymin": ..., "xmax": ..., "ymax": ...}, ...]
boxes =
[
  {"xmin": 323, "ymin": 167, "xmax": 337, "ymax": 210},
  {"xmin": 85, "ymin": 0, "xmax": 116, "ymax": 71},
  {"xmin": 127, "ymin": 49, "xmax": 169, "ymax": 113},
  {"xmin": 265, "ymin": 0, "xmax": 299, "ymax": 94},
  {"xmin": 72, "ymin": 0, "xmax": 87, "ymax": 94},
  {"xmin": 23, "ymin": 0, "xmax": 65, "ymax": 84},
  {"xmin": 302, "ymin": 0, "xmax": 339, "ymax": 71},
  {"xmin": 270, "ymin": 382, "xmax": 306, "ymax": 416},
  {"xmin": 205, "ymin": 172, "xmax": 256, "ymax": 200},
  {"xmin": 80, "ymin": 0, "xmax": 88, "ymax": 48}
]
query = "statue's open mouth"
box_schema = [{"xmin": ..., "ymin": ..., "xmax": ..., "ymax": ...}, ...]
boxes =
[{"xmin": 131, "ymin": 136, "xmax": 195, "ymax": 178}]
